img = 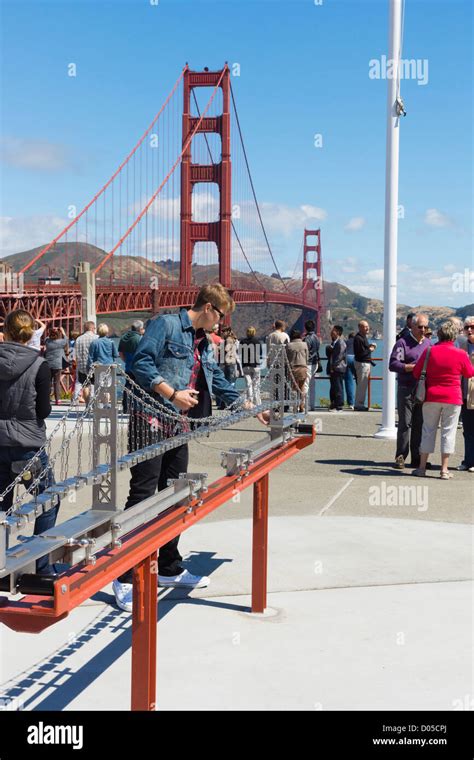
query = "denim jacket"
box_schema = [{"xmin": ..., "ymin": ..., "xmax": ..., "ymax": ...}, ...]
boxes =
[{"xmin": 131, "ymin": 309, "xmax": 240, "ymax": 412}]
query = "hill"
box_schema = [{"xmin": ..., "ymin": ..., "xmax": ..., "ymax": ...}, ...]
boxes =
[{"xmin": 2, "ymin": 244, "xmax": 469, "ymax": 339}]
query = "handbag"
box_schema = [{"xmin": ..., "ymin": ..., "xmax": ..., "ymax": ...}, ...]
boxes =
[{"xmin": 412, "ymin": 346, "xmax": 431, "ymax": 404}]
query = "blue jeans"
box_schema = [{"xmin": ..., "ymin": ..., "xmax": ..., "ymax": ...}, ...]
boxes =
[
  {"xmin": 0, "ymin": 447, "xmax": 60, "ymax": 575},
  {"xmin": 461, "ymin": 403, "xmax": 474, "ymax": 468},
  {"xmin": 344, "ymin": 354, "xmax": 356, "ymax": 406}
]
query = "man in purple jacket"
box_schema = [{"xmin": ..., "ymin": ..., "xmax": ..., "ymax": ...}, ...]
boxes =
[{"xmin": 389, "ymin": 313, "xmax": 431, "ymax": 469}]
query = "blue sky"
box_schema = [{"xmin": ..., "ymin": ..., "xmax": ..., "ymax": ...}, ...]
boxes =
[{"xmin": 0, "ymin": 0, "xmax": 472, "ymax": 306}]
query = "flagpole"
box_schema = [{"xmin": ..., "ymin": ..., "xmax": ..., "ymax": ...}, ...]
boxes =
[{"xmin": 375, "ymin": 0, "xmax": 403, "ymax": 440}]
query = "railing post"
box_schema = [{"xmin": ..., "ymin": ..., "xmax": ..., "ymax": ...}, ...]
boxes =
[
  {"xmin": 131, "ymin": 551, "xmax": 158, "ymax": 711},
  {"xmin": 92, "ymin": 364, "xmax": 118, "ymax": 511},
  {"xmin": 251, "ymin": 474, "xmax": 269, "ymax": 613}
]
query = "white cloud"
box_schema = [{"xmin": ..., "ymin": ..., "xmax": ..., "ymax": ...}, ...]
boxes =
[
  {"xmin": 424, "ymin": 208, "xmax": 452, "ymax": 227},
  {"xmin": 366, "ymin": 269, "xmax": 384, "ymax": 282},
  {"xmin": 257, "ymin": 202, "xmax": 327, "ymax": 237},
  {"xmin": 0, "ymin": 215, "xmax": 68, "ymax": 256},
  {"xmin": 0, "ymin": 137, "xmax": 70, "ymax": 171},
  {"xmin": 344, "ymin": 216, "xmax": 366, "ymax": 232}
]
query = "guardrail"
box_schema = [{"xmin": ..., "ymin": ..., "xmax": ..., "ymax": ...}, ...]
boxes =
[{"xmin": 314, "ymin": 357, "xmax": 383, "ymax": 409}]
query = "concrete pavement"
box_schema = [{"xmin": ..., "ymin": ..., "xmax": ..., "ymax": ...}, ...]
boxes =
[{"xmin": 0, "ymin": 410, "xmax": 472, "ymax": 710}]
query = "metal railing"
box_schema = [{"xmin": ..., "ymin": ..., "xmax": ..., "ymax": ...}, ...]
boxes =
[{"xmin": 313, "ymin": 357, "xmax": 383, "ymax": 409}]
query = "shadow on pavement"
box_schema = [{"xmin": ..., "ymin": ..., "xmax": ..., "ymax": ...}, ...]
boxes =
[{"xmin": 1, "ymin": 552, "xmax": 243, "ymax": 711}]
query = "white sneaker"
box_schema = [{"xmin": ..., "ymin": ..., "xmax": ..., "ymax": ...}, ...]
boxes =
[
  {"xmin": 112, "ymin": 580, "xmax": 133, "ymax": 612},
  {"xmin": 158, "ymin": 570, "xmax": 210, "ymax": 588}
]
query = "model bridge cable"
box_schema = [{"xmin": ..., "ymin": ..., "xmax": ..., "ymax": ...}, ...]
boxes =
[{"xmin": 0, "ymin": 346, "xmax": 308, "ymax": 590}]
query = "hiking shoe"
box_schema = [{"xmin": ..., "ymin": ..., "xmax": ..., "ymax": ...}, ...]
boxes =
[
  {"xmin": 158, "ymin": 570, "xmax": 209, "ymax": 588},
  {"xmin": 112, "ymin": 580, "xmax": 133, "ymax": 612},
  {"xmin": 412, "ymin": 468, "xmax": 426, "ymax": 477},
  {"xmin": 394, "ymin": 455, "xmax": 405, "ymax": 469}
]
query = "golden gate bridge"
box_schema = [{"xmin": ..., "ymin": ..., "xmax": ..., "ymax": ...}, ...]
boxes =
[{"xmin": 0, "ymin": 65, "xmax": 324, "ymax": 334}]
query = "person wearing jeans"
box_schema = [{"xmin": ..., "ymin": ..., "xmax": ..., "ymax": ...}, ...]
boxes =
[
  {"xmin": 113, "ymin": 284, "xmax": 265, "ymax": 613},
  {"xmin": 413, "ymin": 321, "xmax": 474, "ymax": 479},
  {"xmin": 343, "ymin": 332, "xmax": 356, "ymax": 408},
  {"xmin": 326, "ymin": 326, "xmax": 347, "ymax": 411},
  {"xmin": 0, "ymin": 310, "xmax": 60, "ymax": 575}
]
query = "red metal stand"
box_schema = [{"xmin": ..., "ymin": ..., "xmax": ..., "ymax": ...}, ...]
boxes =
[
  {"xmin": 131, "ymin": 552, "xmax": 158, "ymax": 711},
  {"xmin": 0, "ymin": 427, "xmax": 314, "ymax": 710}
]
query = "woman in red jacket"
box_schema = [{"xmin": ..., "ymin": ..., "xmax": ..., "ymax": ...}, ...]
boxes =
[{"xmin": 413, "ymin": 320, "xmax": 474, "ymax": 479}]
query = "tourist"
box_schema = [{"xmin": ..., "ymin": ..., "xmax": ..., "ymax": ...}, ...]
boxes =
[
  {"xmin": 344, "ymin": 332, "xmax": 357, "ymax": 409},
  {"xmin": 207, "ymin": 324, "xmax": 223, "ymax": 362},
  {"xmin": 303, "ymin": 319, "xmax": 320, "ymax": 412},
  {"xmin": 412, "ymin": 321, "xmax": 474, "ymax": 479},
  {"xmin": 119, "ymin": 320, "xmax": 145, "ymax": 412},
  {"xmin": 220, "ymin": 325, "xmax": 240, "ymax": 384},
  {"xmin": 72, "ymin": 321, "xmax": 97, "ymax": 404},
  {"xmin": 44, "ymin": 326, "xmax": 69, "ymax": 405},
  {"xmin": 396, "ymin": 312, "xmax": 416, "ymax": 341},
  {"xmin": 266, "ymin": 319, "xmax": 290, "ymax": 366},
  {"xmin": 353, "ymin": 320, "xmax": 376, "ymax": 410},
  {"xmin": 389, "ymin": 313, "xmax": 432, "ymax": 469},
  {"xmin": 458, "ymin": 316, "xmax": 474, "ymax": 472},
  {"xmin": 286, "ymin": 329, "xmax": 309, "ymax": 412},
  {"xmin": 0, "ymin": 309, "xmax": 60, "ymax": 575},
  {"xmin": 87, "ymin": 323, "xmax": 118, "ymax": 371},
  {"xmin": 240, "ymin": 326, "xmax": 262, "ymax": 405},
  {"xmin": 118, "ymin": 320, "xmax": 145, "ymax": 374},
  {"xmin": 26, "ymin": 318, "xmax": 47, "ymax": 352},
  {"xmin": 112, "ymin": 284, "xmax": 266, "ymax": 613},
  {"xmin": 326, "ymin": 326, "xmax": 347, "ymax": 412}
]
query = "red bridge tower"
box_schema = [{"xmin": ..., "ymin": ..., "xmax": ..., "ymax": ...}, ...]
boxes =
[{"xmin": 180, "ymin": 66, "xmax": 232, "ymax": 289}]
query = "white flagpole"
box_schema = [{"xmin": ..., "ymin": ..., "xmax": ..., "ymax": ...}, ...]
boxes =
[{"xmin": 375, "ymin": 0, "xmax": 403, "ymax": 440}]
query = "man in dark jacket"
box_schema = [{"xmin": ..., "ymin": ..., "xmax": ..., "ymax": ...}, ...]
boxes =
[
  {"xmin": 389, "ymin": 313, "xmax": 431, "ymax": 469},
  {"xmin": 326, "ymin": 326, "xmax": 347, "ymax": 411},
  {"xmin": 353, "ymin": 320, "xmax": 376, "ymax": 410},
  {"xmin": 118, "ymin": 320, "xmax": 145, "ymax": 412},
  {"xmin": 303, "ymin": 319, "xmax": 320, "ymax": 411}
]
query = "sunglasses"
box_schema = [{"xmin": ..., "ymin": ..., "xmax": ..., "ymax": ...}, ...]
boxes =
[
  {"xmin": 465, "ymin": 325, "xmax": 474, "ymax": 330},
  {"xmin": 211, "ymin": 304, "xmax": 225, "ymax": 320}
]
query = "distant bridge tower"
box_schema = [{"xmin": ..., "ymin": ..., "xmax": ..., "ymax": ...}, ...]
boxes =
[
  {"xmin": 180, "ymin": 65, "xmax": 232, "ymax": 289},
  {"xmin": 302, "ymin": 228, "xmax": 323, "ymax": 336}
]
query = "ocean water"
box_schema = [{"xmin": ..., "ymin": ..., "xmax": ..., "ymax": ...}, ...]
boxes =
[{"xmin": 113, "ymin": 338, "xmax": 387, "ymax": 408}]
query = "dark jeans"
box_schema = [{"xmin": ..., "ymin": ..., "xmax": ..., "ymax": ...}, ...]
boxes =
[
  {"xmin": 329, "ymin": 372, "xmax": 344, "ymax": 409},
  {"xmin": 117, "ymin": 436, "xmax": 189, "ymax": 584},
  {"xmin": 396, "ymin": 384, "xmax": 423, "ymax": 464},
  {"xmin": 223, "ymin": 364, "xmax": 236, "ymax": 384},
  {"xmin": 0, "ymin": 446, "xmax": 60, "ymax": 575},
  {"xmin": 344, "ymin": 354, "xmax": 356, "ymax": 407},
  {"xmin": 461, "ymin": 402, "xmax": 474, "ymax": 468}
]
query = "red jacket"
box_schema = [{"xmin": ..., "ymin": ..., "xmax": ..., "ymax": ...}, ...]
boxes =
[{"xmin": 413, "ymin": 342, "xmax": 474, "ymax": 405}]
